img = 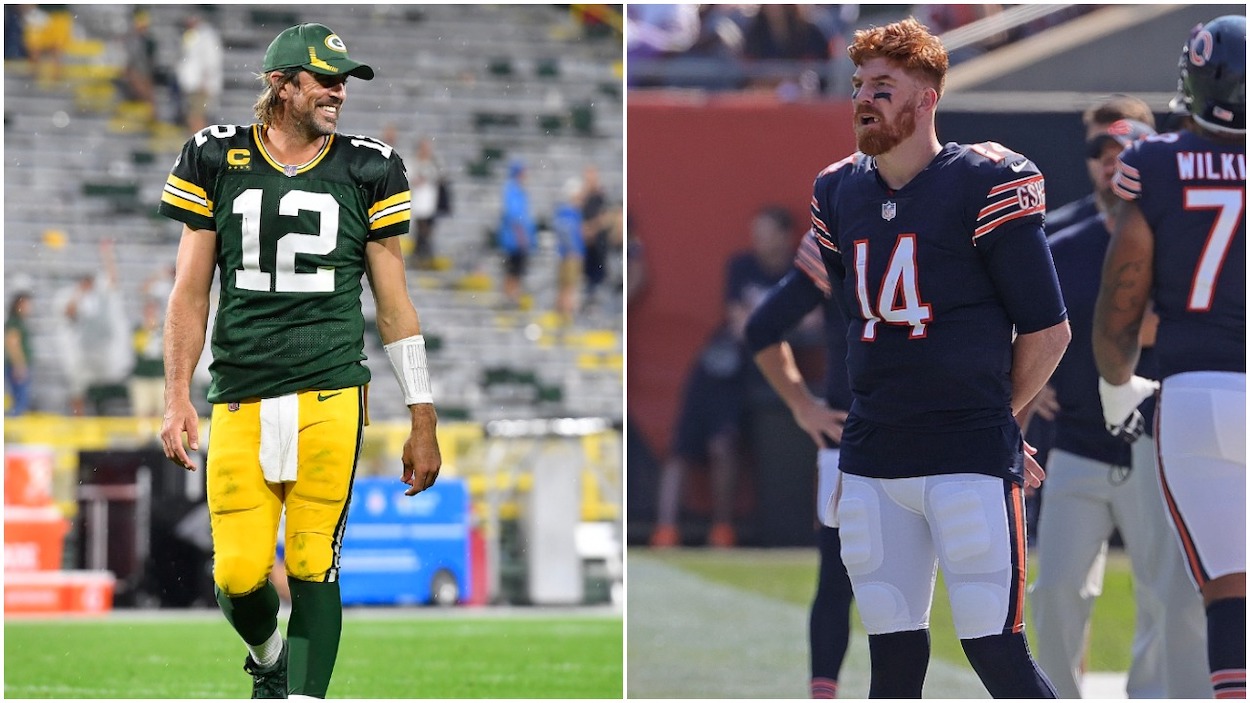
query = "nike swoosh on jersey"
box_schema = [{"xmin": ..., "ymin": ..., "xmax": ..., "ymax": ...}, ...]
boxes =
[{"xmin": 317, "ymin": 392, "xmax": 342, "ymax": 401}]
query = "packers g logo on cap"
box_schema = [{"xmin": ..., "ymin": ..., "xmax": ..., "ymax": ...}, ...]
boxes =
[{"xmin": 325, "ymin": 34, "xmax": 348, "ymax": 54}]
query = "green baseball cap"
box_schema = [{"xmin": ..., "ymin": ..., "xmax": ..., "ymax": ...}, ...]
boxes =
[{"xmin": 262, "ymin": 23, "xmax": 374, "ymax": 80}]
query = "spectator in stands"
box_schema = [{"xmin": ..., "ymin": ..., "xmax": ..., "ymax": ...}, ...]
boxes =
[
  {"xmin": 4, "ymin": 5, "xmax": 28, "ymax": 61},
  {"xmin": 129, "ymin": 298, "xmax": 165, "ymax": 419},
  {"xmin": 119, "ymin": 9, "xmax": 158, "ymax": 123},
  {"xmin": 143, "ymin": 262, "xmax": 177, "ymax": 305},
  {"xmin": 650, "ymin": 205, "xmax": 799, "ymax": 548},
  {"xmin": 176, "ymin": 12, "xmax": 223, "ymax": 134},
  {"xmin": 5, "ymin": 291, "xmax": 34, "ymax": 416},
  {"xmin": 1046, "ymin": 94, "xmax": 1157, "ymax": 235},
  {"xmin": 741, "ymin": 5, "xmax": 833, "ymax": 98},
  {"xmin": 742, "ymin": 5, "xmax": 831, "ymax": 61},
  {"xmin": 54, "ymin": 239, "xmax": 132, "ymax": 416},
  {"xmin": 553, "ymin": 176, "xmax": 586, "ymax": 326},
  {"xmin": 498, "ymin": 159, "xmax": 538, "ymax": 308},
  {"xmin": 626, "ymin": 4, "xmax": 701, "ymax": 61},
  {"xmin": 408, "ymin": 137, "xmax": 446, "ymax": 270},
  {"xmin": 23, "ymin": 4, "xmax": 72, "ymax": 83},
  {"xmin": 580, "ymin": 164, "xmax": 612, "ymax": 313},
  {"xmin": 911, "ymin": 4, "xmax": 1008, "ymax": 64}
]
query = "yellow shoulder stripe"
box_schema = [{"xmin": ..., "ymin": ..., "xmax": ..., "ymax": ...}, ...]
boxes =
[{"xmin": 368, "ymin": 190, "xmax": 411, "ymax": 217}]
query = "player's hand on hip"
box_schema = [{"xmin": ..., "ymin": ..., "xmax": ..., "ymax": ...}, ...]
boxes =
[
  {"xmin": 401, "ymin": 406, "xmax": 442, "ymax": 496},
  {"xmin": 1031, "ymin": 384, "xmax": 1060, "ymax": 422},
  {"xmin": 160, "ymin": 398, "xmax": 201, "ymax": 471},
  {"xmin": 795, "ymin": 399, "xmax": 848, "ymax": 448},
  {"xmin": 1022, "ymin": 439, "xmax": 1045, "ymax": 490}
]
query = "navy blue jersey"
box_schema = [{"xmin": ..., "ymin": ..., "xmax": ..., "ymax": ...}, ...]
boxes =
[
  {"xmin": 811, "ymin": 142, "xmax": 1067, "ymax": 482},
  {"xmin": 1045, "ymin": 193, "xmax": 1098, "ymax": 237},
  {"xmin": 1048, "ymin": 214, "xmax": 1159, "ymax": 466},
  {"xmin": 1113, "ymin": 130, "xmax": 1245, "ymax": 378},
  {"xmin": 725, "ymin": 250, "xmax": 787, "ymax": 310},
  {"xmin": 744, "ymin": 231, "xmax": 853, "ymax": 416}
]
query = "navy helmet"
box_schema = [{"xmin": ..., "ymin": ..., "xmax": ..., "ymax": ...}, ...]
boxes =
[{"xmin": 1172, "ymin": 15, "xmax": 1246, "ymax": 134}]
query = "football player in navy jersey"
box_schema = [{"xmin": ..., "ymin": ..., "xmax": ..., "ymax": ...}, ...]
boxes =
[
  {"xmin": 1030, "ymin": 118, "xmax": 1210, "ymax": 699},
  {"xmin": 1093, "ymin": 15, "xmax": 1246, "ymax": 699},
  {"xmin": 746, "ymin": 231, "xmax": 855, "ymax": 699},
  {"xmin": 807, "ymin": 18, "xmax": 1069, "ymax": 697}
]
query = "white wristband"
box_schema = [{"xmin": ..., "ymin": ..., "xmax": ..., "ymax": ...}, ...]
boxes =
[
  {"xmin": 383, "ymin": 334, "xmax": 433, "ymax": 406},
  {"xmin": 1098, "ymin": 375, "xmax": 1159, "ymax": 427}
]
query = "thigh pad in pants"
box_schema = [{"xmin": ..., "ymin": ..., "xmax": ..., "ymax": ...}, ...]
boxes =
[
  {"xmin": 837, "ymin": 475, "xmax": 935, "ymax": 634},
  {"xmin": 283, "ymin": 387, "xmax": 364, "ymax": 583}
]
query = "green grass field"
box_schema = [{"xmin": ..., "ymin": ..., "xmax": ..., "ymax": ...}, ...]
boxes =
[
  {"xmin": 630, "ymin": 547, "xmax": 1136, "ymax": 697},
  {"xmin": 648, "ymin": 547, "xmax": 1136, "ymax": 671},
  {"xmin": 5, "ymin": 610, "xmax": 623, "ymax": 699}
]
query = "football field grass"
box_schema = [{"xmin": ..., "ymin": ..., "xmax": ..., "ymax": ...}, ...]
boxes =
[
  {"xmin": 628, "ymin": 547, "xmax": 1136, "ymax": 698},
  {"xmin": 5, "ymin": 608, "xmax": 623, "ymax": 698}
]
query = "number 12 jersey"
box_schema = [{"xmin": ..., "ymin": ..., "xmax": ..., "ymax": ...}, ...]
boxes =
[{"xmin": 158, "ymin": 124, "xmax": 412, "ymax": 403}]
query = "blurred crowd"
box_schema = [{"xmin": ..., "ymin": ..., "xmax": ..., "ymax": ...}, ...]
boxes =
[
  {"xmin": 627, "ymin": 4, "xmax": 1097, "ymax": 97},
  {"xmin": 5, "ymin": 5, "xmax": 223, "ymax": 133}
]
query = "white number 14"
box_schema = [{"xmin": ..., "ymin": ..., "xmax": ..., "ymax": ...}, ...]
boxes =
[{"xmin": 853, "ymin": 234, "xmax": 932, "ymax": 340}]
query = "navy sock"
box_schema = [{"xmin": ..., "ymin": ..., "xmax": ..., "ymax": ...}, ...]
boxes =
[
  {"xmin": 810, "ymin": 526, "xmax": 854, "ymax": 686},
  {"xmin": 868, "ymin": 629, "xmax": 929, "ymax": 698},
  {"xmin": 1207, "ymin": 597, "xmax": 1247, "ymax": 699},
  {"xmin": 961, "ymin": 632, "xmax": 1057, "ymax": 699}
]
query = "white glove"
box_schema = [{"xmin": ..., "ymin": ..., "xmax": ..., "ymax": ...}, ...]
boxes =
[{"xmin": 1098, "ymin": 376, "xmax": 1160, "ymax": 426}]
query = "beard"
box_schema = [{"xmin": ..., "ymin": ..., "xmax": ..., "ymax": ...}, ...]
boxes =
[
  {"xmin": 854, "ymin": 97, "xmax": 919, "ymax": 156},
  {"xmin": 286, "ymin": 93, "xmax": 339, "ymax": 140}
]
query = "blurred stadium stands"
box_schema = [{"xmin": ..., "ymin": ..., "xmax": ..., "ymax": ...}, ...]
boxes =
[{"xmin": 4, "ymin": 4, "xmax": 624, "ymax": 424}]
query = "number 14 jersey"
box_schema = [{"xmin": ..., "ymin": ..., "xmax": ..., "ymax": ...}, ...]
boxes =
[
  {"xmin": 158, "ymin": 124, "xmax": 412, "ymax": 403},
  {"xmin": 810, "ymin": 142, "xmax": 1067, "ymax": 482}
]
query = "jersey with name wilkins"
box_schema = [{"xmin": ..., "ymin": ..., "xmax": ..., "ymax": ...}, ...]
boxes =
[
  {"xmin": 157, "ymin": 124, "xmax": 412, "ymax": 404},
  {"xmin": 1113, "ymin": 129, "xmax": 1246, "ymax": 378},
  {"xmin": 810, "ymin": 142, "xmax": 1067, "ymax": 482}
]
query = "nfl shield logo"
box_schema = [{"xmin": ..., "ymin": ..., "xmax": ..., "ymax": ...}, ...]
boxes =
[
  {"xmin": 881, "ymin": 201, "xmax": 897, "ymax": 221},
  {"xmin": 283, "ymin": 164, "xmax": 298, "ymax": 177},
  {"xmin": 228, "ymin": 402, "xmax": 240, "ymax": 412}
]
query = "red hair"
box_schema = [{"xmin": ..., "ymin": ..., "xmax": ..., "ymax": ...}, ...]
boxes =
[{"xmin": 848, "ymin": 17, "xmax": 949, "ymax": 97}]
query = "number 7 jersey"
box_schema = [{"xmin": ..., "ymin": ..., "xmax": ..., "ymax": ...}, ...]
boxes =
[
  {"xmin": 810, "ymin": 143, "xmax": 1067, "ymax": 481},
  {"xmin": 1113, "ymin": 129, "xmax": 1245, "ymax": 379},
  {"xmin": 158, "ymin": 124, "xmax": 411, "ymax": 403}
]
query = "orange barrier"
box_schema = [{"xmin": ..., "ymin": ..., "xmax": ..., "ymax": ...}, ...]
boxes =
[
  {"xmin": 4, "ymin": 506, "xmax": 69, "ymax": 571},
  {"xmin": 5, "ymin": 445, "xmax": 56, "ymax": 507},
  {"xmin": 5, "ymin": 446, "xmax": 116, "ymax": 616},
  {"xmin": 4, "ymin": 570, "xmax": 115, "ymax": 616}
]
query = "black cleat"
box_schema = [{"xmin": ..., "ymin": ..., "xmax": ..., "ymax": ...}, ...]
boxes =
[{"xmin": 242, "ymin": 640, "xmax": 287, "ymax": 699}]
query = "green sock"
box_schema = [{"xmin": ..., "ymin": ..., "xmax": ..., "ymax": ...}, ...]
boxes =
[
  {"xmin": 216, "ymin": 581, "xmax": 280, "ymax": 647},
  {"xmin": 287, "ymin": 578, "xmax": 342, "ymax": 699}
]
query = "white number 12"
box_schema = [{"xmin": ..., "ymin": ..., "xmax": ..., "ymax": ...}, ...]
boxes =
[
  {"xmin": 232, "ymin": 188, "xmax": 339, "ymax": 293},
  {"xmin": 853, "ymin": 234, "xmax": 932, "ymax": 340}
]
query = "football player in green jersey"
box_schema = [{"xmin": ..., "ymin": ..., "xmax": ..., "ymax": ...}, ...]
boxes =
[{"xmin": 157, "ymin": 23, "xmax": 441, "ymax": 699}]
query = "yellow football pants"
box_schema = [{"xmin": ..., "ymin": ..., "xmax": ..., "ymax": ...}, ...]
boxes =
[{"xmin": 206, "ymin": 386, "xmax": 365, "ymax": 596}]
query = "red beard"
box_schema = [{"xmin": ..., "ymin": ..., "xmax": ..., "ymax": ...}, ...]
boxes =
[{"xmin": 854, "ymin": 98, "xmax": 918, "ymax": 156}]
